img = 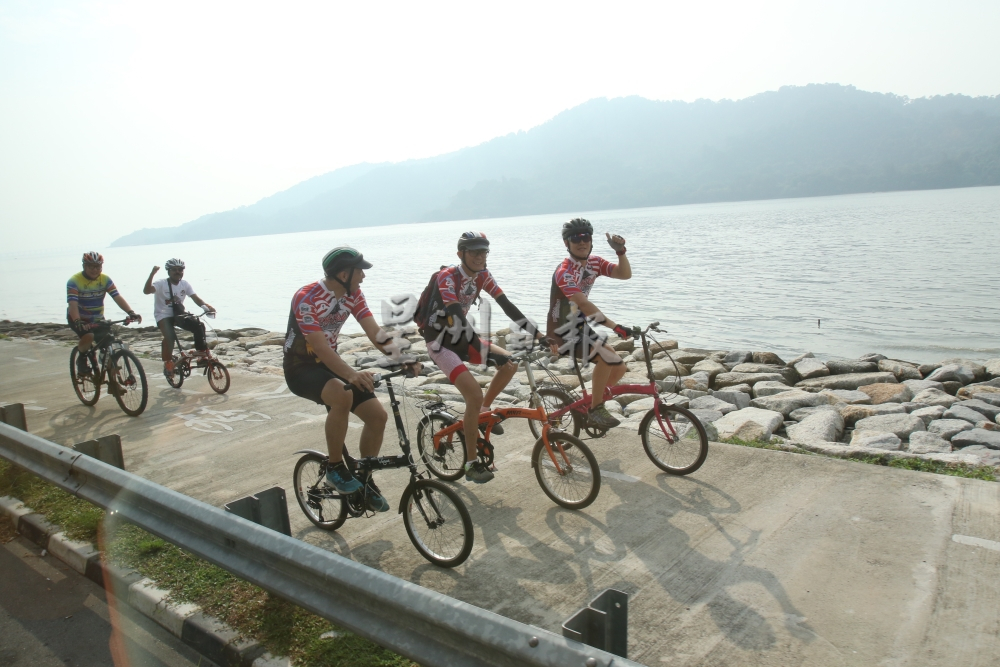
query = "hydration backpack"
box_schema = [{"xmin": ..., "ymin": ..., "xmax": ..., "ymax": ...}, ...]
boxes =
[{"xmin": 412, "ymin": 267, "xmax": 447, "ymax": 333}]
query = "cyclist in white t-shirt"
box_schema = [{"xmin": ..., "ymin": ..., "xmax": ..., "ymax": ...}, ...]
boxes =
[{"xmin": 143, "ymin": 258, "xmax": 216, "ymax": 379}]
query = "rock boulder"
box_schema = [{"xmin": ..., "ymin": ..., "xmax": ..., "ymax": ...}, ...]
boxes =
[
  {"xmin": 850, "ymin": 430, "xmax": 901, "ymax": 450},
  {"xmin": 711, "ymin": 390, "xmax": 751, "ymax": 410},
  {"xmin": 715, "ymin": 372, "xmax": 785, "ymax": 389},
  {"xmin": 713, "ymin": 407, "xmax": 785, "ymax": 441},
  {"xmin": 951, "ymin": 429, "xmax": 1000, "ymax": 450},
  {"xmin": 750, "ymin": 390, "xmax": 832, "ymax": 418},
  {"xmin": 787, "ymin": 410, "xmax": 845, "ymax": 443},
  {"xmin": 826, "ymin": 359, "xmax": 879, "ymax": 375},
  {"xmin": 911, "ymin": 388, "xmax": 959, "ymax": 408},
  {"xmin": 853, "ymin": 413, "xmax": 926, "ymax": 441},
  {"xmin": 925, "ymin": 364, "xmax": 976, "ymax": 385},
  {"xmin": 794, "ymin": 358, "xmax": 830, "ymax": 379},
  {"xmin": 796, "ymin": 372, "xmax": 897, "ymax": 391},
  {"xmin": 877, "ymin": 359, "xmax": 922, "ymax": 381},
  {"xmin": 838, "ymin": 403, "xmax": 907, "ymax": 426},
  {"xmin": 859, "ymin": 383, "xmax": 914, "ymax": 405},
  {"xmin": 927, "ymin": 419, "xmax": 973, "ymax": 440},
  {"xmin": 944, "ymin": 405, "xmax": 989, "ymax": 425},
  {"xmin": 820, "ymin": 389, "xmax": 873, "ymax": 405},
  {"xmin": 911, "ymin": 405, "xmax": 946, "ymax": 425},
  {"xmin": 907, "ymin": 432, "xmax": 952, "ymax": 454}
]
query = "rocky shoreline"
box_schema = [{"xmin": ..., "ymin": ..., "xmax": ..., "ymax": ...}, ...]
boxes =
[{"xmin": 3, "ymin": 320, "xmax": 999, "ymax": 469}]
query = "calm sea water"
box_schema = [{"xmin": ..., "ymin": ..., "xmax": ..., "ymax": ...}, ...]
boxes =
[{"xmin": 2, "ymin": 187, "xmax": 998, "ymax": 364}]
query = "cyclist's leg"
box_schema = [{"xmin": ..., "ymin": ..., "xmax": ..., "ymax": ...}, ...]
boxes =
[
  {"xmin": 351, "ymin": 391, "xmax": 387, "ymax": 458},
  {"xmin": 452, "ymin": 370, "xmax": 483, "ymax": 461},
  {"xmin": 589, "ymin": 346, "xmax": 627, "ymax": 409},
  {"xmin": 483, "ymin": 343, "xmax": 515, "ymax": 409},
  {"xmin": 175, "ymin": 314, "xmax": 208, "ymax": 351},
  {"xmin": 319, "ymin": 376, "xmax": 355, "ymax": 465},
  {"xmin": 157, "ymin": 318, "xmax": 177, "ymax": 366},
  {"xmin": 427, "ymin": 341, "xmax": 482, "ymax": 461},
  {"xmin": 68, "ymin": 317, "xmax": 95, "ymax": 373}
]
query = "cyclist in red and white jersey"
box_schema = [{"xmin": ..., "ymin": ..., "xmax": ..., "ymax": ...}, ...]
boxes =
[
  {"xmin": 414, "ymin": 232, "xmax": 538, "ymax": 483},
  {"xmin": 283, "ymin": 247, "xmax": 416, "ymax": 512},
  {"xmin": 546, "ymin": 218, "xmax": 633, "ymax": 430}
]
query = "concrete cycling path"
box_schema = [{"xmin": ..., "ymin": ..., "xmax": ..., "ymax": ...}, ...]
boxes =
[{"xmin": 2, "ymin": 336, "xmax": 999, "ymax": 666}]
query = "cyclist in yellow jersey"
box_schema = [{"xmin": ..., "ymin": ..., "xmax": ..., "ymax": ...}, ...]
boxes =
[{"xmin": 67, "ymin": 252, "xmax": 142, "ymax": 377}]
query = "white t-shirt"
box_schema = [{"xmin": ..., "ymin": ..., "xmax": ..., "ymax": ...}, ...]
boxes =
[{"xmin": 152, "ymin": 278, "xmax": 197, "ymax": 323}]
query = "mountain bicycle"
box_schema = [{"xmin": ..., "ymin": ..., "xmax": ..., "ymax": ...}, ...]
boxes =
[
  {"xmin": 164, "ymin": 310, "xmax": 230, "ymax": 394},
  {"xmin": 69, "ymin": 318, "xmax": 149, "ymax": 417},
  {"xmin": 416, "ymin": 349, "xmax": 601, "ymax": 510},
  {"xmin": 526, "ymin": 322, "xmax": 709, "ymax": 475},
  {"xmin": 292, "ymin": 366, "xmax": 474, "ymax": 568}
]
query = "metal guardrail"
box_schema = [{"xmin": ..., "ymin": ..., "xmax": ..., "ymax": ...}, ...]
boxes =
[{"xmin": 0, "ymin": 417, "xmax": 644, "ymax": 667}]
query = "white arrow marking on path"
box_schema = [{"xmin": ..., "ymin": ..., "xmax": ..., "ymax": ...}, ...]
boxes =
[
  {"xmin": 14, "ymin": 357, "xmax": 39, "ymax": 363},
  {"xmin": 953, "ymin": 534, "xmax": 1000, "ymax": 552}
]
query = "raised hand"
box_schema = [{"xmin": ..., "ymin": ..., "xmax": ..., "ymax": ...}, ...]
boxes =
[{"xmin": 606, "ymin": 233, "xmax": 626, "ymax": 253}]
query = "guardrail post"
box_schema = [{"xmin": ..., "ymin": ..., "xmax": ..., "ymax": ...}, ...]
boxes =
[
  {"xmin": 562, "ymin": 588, "xmax": 628, "ymax": 658},
  {"xmin": 0, "ymin": 404, "xmax": 27, "ymax": 431},
  {"xmin": 73, "ymin": 434, "xmax": 125, "ymax": 470},
  {"xmin": 225, "ymin": 486, "xmax": 291, "ymax": 536}
]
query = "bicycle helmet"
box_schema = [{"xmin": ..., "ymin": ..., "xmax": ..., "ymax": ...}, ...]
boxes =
[
  {"xmin": 457, "ymin": 231, "xmax": 490, "ymax": 251},
  {"xmin": 82, "ymin": 251, "xmax": 104, "ymax": 265},
  {"xmin": 164, "ymin": 258, "xmax": 185, "ymax": 270},
  {"xmin": 322, "ymin": 246, "xmax": 372, "ymax": 289},
  {"xmin": 561, "ymin": 218, "xmax": 593, "ymax": 241}
]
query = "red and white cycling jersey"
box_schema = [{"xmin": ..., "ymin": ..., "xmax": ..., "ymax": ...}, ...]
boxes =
[
  {"xmin": 435, "ymin": 264, "xmax": 504, "ymax": 315},
  {"xmin": 547, "ymin": 255, "xmax": 616, "ymax": 339},
  {"xmin": 283, "ymin": 281, "xmax": 372, "ymax": 368}
]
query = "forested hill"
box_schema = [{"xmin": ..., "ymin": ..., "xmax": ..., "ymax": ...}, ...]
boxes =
[{"xmin": 112, "ymin": 84, "xmax": 1000, "ymax": 246}]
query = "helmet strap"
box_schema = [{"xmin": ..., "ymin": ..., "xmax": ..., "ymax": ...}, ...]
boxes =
[{"xmin": 333, "ymin": 267, "xmax": 354, "ymax": 293}]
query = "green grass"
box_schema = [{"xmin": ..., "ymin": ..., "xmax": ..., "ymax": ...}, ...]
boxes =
[
  {"xmin": 0, "ymin": 458, "xmax": 104, "ymax": 541},
  {"xmin": 0, "ymin": 333, "xmax": 9, "ymax": 340},
  {"xmin": 0, "ymin": 459, "xmax": 415, "ymax": 667},
  {"xmin": 718, "ymin": 435, "xmax": 997, "ymax": 482},
  {"xmin": 720, "ymin": 436, "xmax": 786, "ymax": 451}
]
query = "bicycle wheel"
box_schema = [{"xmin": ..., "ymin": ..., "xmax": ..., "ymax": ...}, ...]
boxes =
[
  {"xmin": 69, "ymin": 348, "xmax": 100, "ymax": 406},
  {"xmin": 292, "ymin": 453, "xmax": 348, "ymax": 530},
  {"xmin": 165, "ymin": 355, "xmax": 185, "ymax": 388},
  {"xmin": 207, "ymin": 360, "xmax": 230, "ymax": 394},
  {"xmin": 640, "ymin": 404, "xmax": 709, "ymax": 475},
  {"xmin": 532, "ymin": 431, "xmax": 600, "ymax": 509},
  {"xmin": 416, "ymin": 412, "xmax": 466, "ymax": 481},
  {"xmin": 110, "ymin": 350, "xmax": 148, "ymax": 416},
  {"xmin": 401, "ymin": 479, "xmax": 474, "ymax": 568},
  {"xmin": 527, "ymin": 387, "xmax": 581, "ymax": 439}
]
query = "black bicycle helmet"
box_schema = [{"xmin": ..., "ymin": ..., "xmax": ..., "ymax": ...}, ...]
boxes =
[
  {"xmin": 457, "ymin": 231, "xmax": 490, "ymax": 251},
  {"xmin": 561, "ymin": 218, "xmax": 593, "ymax": 241}
]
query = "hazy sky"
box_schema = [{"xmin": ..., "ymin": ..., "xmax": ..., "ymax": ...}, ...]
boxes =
[{"xmin": 1, "ymin": 0, "xmax": 998, "ymax": 252}]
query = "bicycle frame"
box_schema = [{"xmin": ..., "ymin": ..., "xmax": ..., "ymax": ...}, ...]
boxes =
[
  {"xmin": 535, "ymin": 327, "xmax": 682, "ymax": 440},
  {"xmin": 428, "ymin": 354, "xmax": 582, "ymax": 476},
  {"xmin": 296, "ymin": 367, "xmax": 428, "ymax": 509}
]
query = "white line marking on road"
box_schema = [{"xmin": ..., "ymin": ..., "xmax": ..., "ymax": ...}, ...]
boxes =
[
  {"xmin": 24, "ymin": 406, "xmax": 47, "ymax": 411},
  {"xmin": 14, "ymin": 357, "xmax": 39, "ymax": 363},
  {"xmin": 953, "ymin": 534, "xmax": 1000, "ymax": 552},
  {"xmin": 4, "ymin": 540, "xmax": 67, "ymax": 582},
  {"xmin": 83, "ymin": 594, "xmax": 193, "ymax": 667},
  {"xmin": 272, "ymin": 382, "xmax": 288, "ymax": 394}
]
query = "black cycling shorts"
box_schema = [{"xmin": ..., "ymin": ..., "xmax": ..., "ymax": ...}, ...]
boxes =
[
  {"xmin": 66, "ymin": 316, "xmax": 111, "ymax": 345},
  {"xmin": 284, "ymin": 363, "xmax": 377, "ymax": 412}
]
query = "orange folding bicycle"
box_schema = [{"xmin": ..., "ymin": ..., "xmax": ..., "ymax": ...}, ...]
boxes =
[{"xmin": 416, "ymin": 349, "xmax": 601, "ymax": 509}]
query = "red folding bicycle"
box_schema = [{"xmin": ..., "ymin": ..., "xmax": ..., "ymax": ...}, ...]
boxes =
[{"xmin": 526, "ymin": 322, "xmax": 709, "ymax": 475}]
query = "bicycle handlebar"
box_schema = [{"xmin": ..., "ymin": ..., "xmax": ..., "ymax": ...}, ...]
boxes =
[{"xmin": 342, "ymin": 364, "xmax": 418, "ymax": 389}]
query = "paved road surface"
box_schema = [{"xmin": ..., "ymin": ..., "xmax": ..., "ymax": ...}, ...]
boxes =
[
  {"xmin": 2, "ymin": 336, "xmax": 999, "ymax": 665},
  {"xmin": 0, "ymin": 519, "xmax": 217, "ymax": 667}
]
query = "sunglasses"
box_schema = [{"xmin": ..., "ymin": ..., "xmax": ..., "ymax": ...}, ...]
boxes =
[
  {"xmin": 466, "ymin": 249, "xmax": 490, "ymax": 257},
  {"xmin": 569, "ymin": 233, "xmax": 592, "ymax": 244}
]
